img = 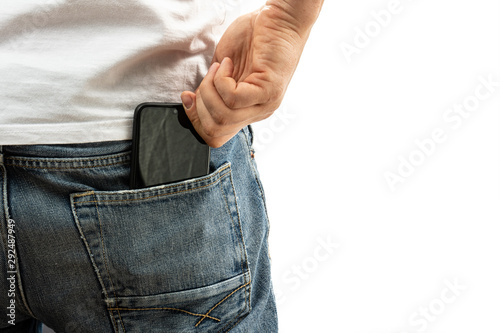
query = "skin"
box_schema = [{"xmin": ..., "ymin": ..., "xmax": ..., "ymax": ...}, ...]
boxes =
[{"xmin": 181, "ymin": 0, "xmax": 324, "ymax": 148}]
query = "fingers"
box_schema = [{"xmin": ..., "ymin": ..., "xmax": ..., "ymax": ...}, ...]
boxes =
[
  {"xmin": 183, "ymin": 88, "xmax": 238, "ymax": 148},
  {"xmin": 182, "ymin": 67, "xmax": 241, "ymax": 148},
  {"xmin": 182, "ymin": 58, "xmax": 278, "ymax": 147},
  {"xmin": 214, "ymin": 57, "xmax": 270, "ymax": 109},
  {"xmin": 197, "ymin": 59, "xmax": 273, "ymax": 128},
  {"xmin": 181, "ymin": 90, "xmax": 197, "ymax": 124}
]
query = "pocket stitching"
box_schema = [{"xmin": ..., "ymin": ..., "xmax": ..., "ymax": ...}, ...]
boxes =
[
  {"xmin": 72, "ymin": 163, "xmax": 231, "ymax": 202},
  {"xmin": 227, "ymin": 169, "xmax": 252, "ymax": 308},
  {"xmin": 71, "ymin": 197, "xmax": 124, "ymax": 333},
  {"xmin": 106, "ymin": 306, "xmax": 221, "ymax": 323},
  {"xmin": 4, "ymin": 152, "xmax": 130, "ymax": 170},
  {"xmin": 194, "ymin": 280, "xmax": 251, "ymax": 327},
  {"xmin": 93, "ymin": 192, "xmax": 128, "ymax": 333},
  {"xmin": 218, "ymin": 177, "xmax": 246, "ymax": 276},
  {"xmin": 71, "ymin": 161, "xmax": 250, "ymax": 331},
  {"xmin": 105, "ymin": 280, "xmax": 251, "ymax": 328}
]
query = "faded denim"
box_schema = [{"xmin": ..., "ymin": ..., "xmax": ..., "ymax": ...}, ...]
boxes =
[{"xmin": 0, "ymin": 127, "xmax": 277, "ymax": 332}]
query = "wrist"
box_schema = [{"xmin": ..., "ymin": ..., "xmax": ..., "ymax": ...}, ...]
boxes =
[{"xmin": 264, "ymin": 0, "xmax": 323, "ymax": 36}]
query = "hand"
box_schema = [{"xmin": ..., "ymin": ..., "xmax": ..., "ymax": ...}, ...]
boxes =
[{"xmin": 181, "ymin": 5, "xmax": 315, "ymax": 148}]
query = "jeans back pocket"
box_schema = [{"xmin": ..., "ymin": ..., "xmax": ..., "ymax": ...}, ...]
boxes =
[{"xmin": 71, "ymin": 163, "xmax": 251, "ymax": 332}]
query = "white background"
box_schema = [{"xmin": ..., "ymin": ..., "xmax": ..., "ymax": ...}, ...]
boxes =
[
  {"xmin": 43, "ymin": 1, "xmax": 499, "ymax": 332},
  {"xmin": 245, "ymin": 0, "xmax": 500, "ymax": 332}
]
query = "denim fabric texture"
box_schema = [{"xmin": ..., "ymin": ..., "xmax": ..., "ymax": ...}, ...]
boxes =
[{"xmin": 0, "ymin": 127, "xmax": 277, "ymax": 332}]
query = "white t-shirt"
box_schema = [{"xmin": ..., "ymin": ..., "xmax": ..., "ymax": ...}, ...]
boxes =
[{"xmin": 0, "ymin": 0, "xmax": 240, "ymax": 144}]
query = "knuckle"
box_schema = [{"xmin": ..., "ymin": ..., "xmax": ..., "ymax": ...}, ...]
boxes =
[
  {"xmin": 222, "ymin": 94, "xmax": 238, "ymax": 109},
  {"xmin": 214, "ymin": 78, "xmax": 238, "ymax": 109},
  {"xmin": 270, "ymin": 85, "xmax": 285, "ymax": 102},
  {"xmin": 224, "ymin": 98, "xmax": 237, "ymax": 109},
  {"xmin": 213, "ymin": 73, "xmax": 224, "ymax": 86},
  {"xmin": 211, "ymin": 111, "xmax": 228, "ymax": 127}
]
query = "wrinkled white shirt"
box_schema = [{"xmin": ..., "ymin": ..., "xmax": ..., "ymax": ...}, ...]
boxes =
[{"xmin": 0, "ymin": 0, "xmax": 240, "ymax": 144}]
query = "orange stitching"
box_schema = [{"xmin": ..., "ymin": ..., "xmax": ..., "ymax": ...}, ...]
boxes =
[
  {"xmin": 117, "ymin": 310, "xmax": 126, "ymax": 333},
  {"xmin": 72, "ymin": 191, "xmax": 96, "ymax": 199},
  {"xmin": 106, "ymin": 307, "xmax": 220, "ymax": 322},
  {"xmin": 74, "ymin": 167, "xmax": 231, "ymax": 204},
  {"xmin": 195, "ymin": 281, "xmax": 251, "ymax": 327},
  {"xmin": 108, "ymin": 310, "xmax": 119, "ymax": 332}
]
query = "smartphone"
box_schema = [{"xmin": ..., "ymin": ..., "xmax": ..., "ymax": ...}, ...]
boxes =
[{"xmin": 129, "ymin": 103, "xmax": 210, "ymax": 189}]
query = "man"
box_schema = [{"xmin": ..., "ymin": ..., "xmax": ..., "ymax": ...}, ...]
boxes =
[{"xmin": 0, "ymin": 1, "xmax": 323, "ymax": 331}]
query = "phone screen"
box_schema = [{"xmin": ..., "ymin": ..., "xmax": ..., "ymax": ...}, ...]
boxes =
[{"xmin": 130, "ymin": 103, "xmax": 210, "ymax": 189}]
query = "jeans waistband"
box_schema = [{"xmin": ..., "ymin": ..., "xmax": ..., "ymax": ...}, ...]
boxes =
[
  {"xmin": 1, "ymin": 140, "xmax": 132, "ymax": 159},
  {"xmin": 0, "ymin": 126, "xmax": 252, "ymax": 162}
]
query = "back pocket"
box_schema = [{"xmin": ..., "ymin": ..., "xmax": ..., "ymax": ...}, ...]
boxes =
[{"xmin": 70, "ymin": 163, "xmax": 251, "ymax": 332}]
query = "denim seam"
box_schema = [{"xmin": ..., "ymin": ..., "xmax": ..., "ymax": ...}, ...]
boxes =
[
  {"xmin": 4, "ymin": 152, "xmax": 130, "ymax": 163},
  {"xmin": 3, "ymin": 160, "xmax": 129, "ymax": 170},
  {"xmin": 107, "ymin": 309, "xmax": 120, "ymax": 333},
  {"xmin": 218, "ymin": 179, "xmax": 245, "ymax": 277},
  {"xmin": 217, "ymin": 283, "xmax": 251, "ymax": 333},
  {"xmin": 248, "ymin": 159, "xmax": 268, "ymax": 217},
  {"xmin": 71, "ymin": 201, "xmax": 108, "ymax": 298},
  {"xmin": 106, "ymin": 307, "xmax": 221, "ymax": 322},
  {"xmin": 72, "ymin": 204, "xmax": 123, "ymax": 333},
  {"xmin": 104, "ymin": 281, "xmax": 251, "ymax": 329},
  {"xmin": 71, "ymin": 197, "xmax": 118, "ymax": 332},
  {"xmin": 73, "ymin": 166, "xmax": 231, "ymax": 203},
  {"xmin": 93, "ymin": 193, "xmax": 127, "ymax": 333},
  {"xmin": 245, "ymin": 137, "xmax": 272, "ymax": 263},
  {"xmin": 195, "ymin": 281, "xmax": 251, "ymax": 327},
  {"xmin": 227, "ymin": 170, "xmax": 252, "ymax": 308},
  {"xmin": 221, "ymin": 311, "xmax": 247, "ymax": 333},
  {"xmin": 0, "ymin": 162, "xmax": 37, "ymax": 319},
  {"xmin": 241, "ymin": 127, "xmax": 253, "ymax": 151}
]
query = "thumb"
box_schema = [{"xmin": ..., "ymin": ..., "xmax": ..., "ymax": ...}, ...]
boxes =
[
  {"xmin": 181, "ymin": 91, "xmax": 196, "ymax": 111},
  {"xmin": 181, "ymin": 90, "xmax": 198, "ymax": 125}
]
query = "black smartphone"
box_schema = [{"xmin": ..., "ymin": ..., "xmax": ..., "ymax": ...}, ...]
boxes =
[{"xmin": 129, "ymin": 102, "xmax": 210, "ymax": 189}]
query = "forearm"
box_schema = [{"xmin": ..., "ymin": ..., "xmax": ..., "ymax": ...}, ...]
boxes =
[{"xmin": 265, "ymin": 0, "xmax": 324, "ymax": 35}]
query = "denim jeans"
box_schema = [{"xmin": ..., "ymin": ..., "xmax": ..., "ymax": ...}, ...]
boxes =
[{"xmin": 0, "ymin": 127, "xmax": 277, "ymax": 332}]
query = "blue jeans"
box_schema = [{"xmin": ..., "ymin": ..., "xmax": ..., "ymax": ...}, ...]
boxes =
[{"xmin": 0, "ymin": 127, "xmax": 277, "ymax": 332}]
